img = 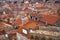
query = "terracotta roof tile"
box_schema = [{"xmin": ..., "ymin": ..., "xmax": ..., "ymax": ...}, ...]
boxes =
[
  {"xmin": 40, "ymin": 15, "xmax": 59, "ymax": 25},
  {"xmin": 15, "ymin": 18, "xmax": 22, "ymax": 26}
]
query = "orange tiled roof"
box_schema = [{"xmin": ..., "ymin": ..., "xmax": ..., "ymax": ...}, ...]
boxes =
[
  {"xmin": 18, "ymin": 19, "xmax": 45, "ymax": 38},
  {"xmin": 40, "ymin": 15, "xmax": 59, "ymax": 25},
  {"xmin": 18, "ymin": 19, "xmax": 38, "ymax": 38},
  {"xmin": 34, "ymin": 3, "xmax": 48, "ymax": 9},
  {"xmin": 52, "ymin": 7, "xmax": 59, "ymax": 11},
  {"xmin": 22, "ymin": 19, "xmax": 38, "ymax": 29},
  {"xmin": 15, "ymin": 18, "xmax": 22, "ymax": 26}
]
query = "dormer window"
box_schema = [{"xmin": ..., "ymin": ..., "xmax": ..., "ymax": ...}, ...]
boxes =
[
  {"xmin": 30, "ymin": 16, "xmax": 33, "ymax": 19},
  {"xmin": 35, "ymin": 17, "xmax": 38, "ymax": 20},
  {"xmin": 34, "ymin": 17, "xmax": 40, "ymax": 21},
  {"xmin": 30, "ymin": 16, "xmax": 34, "ymax": 20},
  {"xmin": 30, "ymin": 15, "xmax": 40, "ymax": 21}
]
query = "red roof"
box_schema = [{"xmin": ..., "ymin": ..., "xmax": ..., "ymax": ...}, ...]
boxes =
[
  {"xmin": 15, "ymin": 18, "xmax": 22, "ymax": 26},
  {"xmin": 40, "ymin": 15, "xmax": 59, "ymax": 25},
  {"xmin": 18, "ymin": 19, "xmax": 45, "ymax": 38}
]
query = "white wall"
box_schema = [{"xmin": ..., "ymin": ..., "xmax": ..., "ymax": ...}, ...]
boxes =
[{"xmin": 17, "ymin": 33, "xmax": 30, "ymax": 40}]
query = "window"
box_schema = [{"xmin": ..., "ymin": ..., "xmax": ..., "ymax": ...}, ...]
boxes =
[
  {"xmin": 35, "ymin": 17, "xmax": 39, "ymax": 21},
  {"xmin": 30, "ymin": 16, "xmax": 34, "ymax": 20},
  {"xmin": 30, "ymin": 16, "xmax": 32, "ymax": 19}
]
